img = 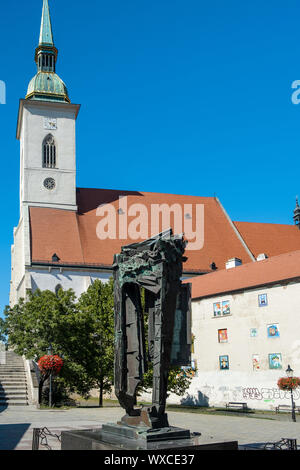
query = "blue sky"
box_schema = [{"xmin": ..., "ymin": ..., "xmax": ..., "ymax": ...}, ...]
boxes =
[{"xmin": 0, "ymin": 0, "xmax": 300, "ymax": 316}]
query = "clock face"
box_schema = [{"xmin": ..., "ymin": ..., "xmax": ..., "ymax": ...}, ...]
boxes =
[
  {"xmin": 44, "ymin": 117, "xmax": 57, "ymax": 130},
  {"xmin": 43, "ymin": 177, "xmax": 56, "ymax": 190}
]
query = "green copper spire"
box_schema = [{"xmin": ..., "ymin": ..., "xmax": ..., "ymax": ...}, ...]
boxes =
[
  {"xmin": 25, "ymin": 0, "xmax": 70, "ymax": 103},
  {"xmin": 39, "ymin": 0, "xmax": 54, "ymax": 46}
]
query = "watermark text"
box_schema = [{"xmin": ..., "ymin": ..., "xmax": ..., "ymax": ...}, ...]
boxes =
[
  {"xmin": 96, "ymin": 197, "xmax": 204, "ymax": 251},
  {"xmin": 0, "ymin": 81, "xmax": 6, "ymax": 104}
]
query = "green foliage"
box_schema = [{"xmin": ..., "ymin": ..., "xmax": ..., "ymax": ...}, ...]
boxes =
[
  {"xmin": 2, "ymin": 279, "xmax": 191, "ymax": 405},
  {"xmin": 140, "ymin": 364, "xmax": 193, "ymax": 398},
  {"xmin": 2, "ymin": 281, "xmax": 114, "ymax": 404},
  {"xmin": 76, "ymin": 278, "xmax": 115, "ymax": 404},
  {"xmin": 3, "ymin": 289, "xmax": 77, "ymax": 360},
  {"xmin": 138, "ymin": 287, "xmax": 192, "ymax": 398},
  {"xmin": 0, "ymin": 316, "xmax": 7, "ymax": 344}
]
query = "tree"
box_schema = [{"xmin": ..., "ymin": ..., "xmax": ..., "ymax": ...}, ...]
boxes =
[
  {"xmin": 2, "ymin": 290, "xmax": 76, "ymax": 359},
  {"xmin": 2, "ymin": 288, "xmax": 95, "ymax": 403},
  {"xmin": 76, "ymin": 278, "xmax": 115, "ymax": 406},
  {"xmin": 137, "ymin": 287, "xmax": 193, "ymax": 399},
  {"xmin": 139, "ymin": 364, "xmax": 193, "ymax": 399},
  {"xmin": 0, "ymin": 317, "xmax": 7, "ymax": 344},
  {"xmin": 2, "ymin": 280, "xmax": 191, "ymax": 407}
]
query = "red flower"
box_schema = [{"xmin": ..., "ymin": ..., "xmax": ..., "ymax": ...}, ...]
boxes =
[
  {"xmin": 38, "ymin": 355, "xmax": 63, "ymax": 375},
  {"xmin": 277, "ymin": 377, "xmax": 300, "ymax": 391}
]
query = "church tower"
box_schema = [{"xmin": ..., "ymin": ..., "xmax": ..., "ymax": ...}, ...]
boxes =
[
  {"xmin": 10, "ymin": 0, "xmax": 80, "ymax": 306},
  {"xmin": 17, "ymin": 0, "xmax": 80, "ymax": 213}
]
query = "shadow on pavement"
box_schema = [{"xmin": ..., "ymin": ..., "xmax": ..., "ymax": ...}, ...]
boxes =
[
  {"xmin": 0, "ymin": 423, "xmax": 31, "ymax": 450},
  {"xmin": 239, "ymin": 442, "xmax": 268, "ymax": 450},
  {"xmin": 0, "ymin": 404, "xmax": 8, "ymax": 413},
  {"xmin": 240, "ymin": 440, "xmax": 300, "ymax": 451}
]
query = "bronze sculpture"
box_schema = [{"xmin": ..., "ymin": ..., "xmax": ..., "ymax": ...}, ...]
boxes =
[{"xmin": 113, "ymin": 229, "xmax": 191, "ymax": 431}]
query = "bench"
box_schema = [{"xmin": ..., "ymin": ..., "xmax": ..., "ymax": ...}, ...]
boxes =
[
  {"xmin": 226, "ymin": 402, "xmax": 248, "ymax": 411},
  {"xmin": 275, "ymin": 404, "xmax": 300, "ymax": 414}
]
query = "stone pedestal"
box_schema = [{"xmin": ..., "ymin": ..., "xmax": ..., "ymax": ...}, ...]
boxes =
[{"xmin": 61, "ymin": 423, "xmax": 238, "ymax": 451}]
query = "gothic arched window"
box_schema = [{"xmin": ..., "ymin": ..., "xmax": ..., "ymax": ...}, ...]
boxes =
[{"xmin": 43, "ymin": 134, "xmax": 56, "ymax": 168}]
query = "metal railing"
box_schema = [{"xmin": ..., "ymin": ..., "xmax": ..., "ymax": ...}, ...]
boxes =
[
  {"xmin": 32, "ymin": 427, "xmax": 61, "ymax": 450},
  {"xmin": 264, "ymin": 438, "xmax": 298, "ymax": 451}
]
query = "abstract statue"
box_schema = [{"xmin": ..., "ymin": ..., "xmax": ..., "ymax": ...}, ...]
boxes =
[{"xmin": 113, "ymin": 229, "xmax": 191, "ymax": 431}]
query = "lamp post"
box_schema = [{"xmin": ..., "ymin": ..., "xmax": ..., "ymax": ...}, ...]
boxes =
[
  {"xmin": 48, "ymin": 344, "xmax": 53, "ymax": 408},
  {"xmin": 286, "ymin": 365, "xmax": 296, "ymax": 423}
]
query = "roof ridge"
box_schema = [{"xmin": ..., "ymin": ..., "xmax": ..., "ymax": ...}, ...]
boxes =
[
  {"xmin": 215, "ymin": 197, "xmax": 256, "ymax": 262},
  {"xmin": 76, "ymin": 187, "xmax": 215, "ymax": 199},
  {"xmin": 234, "ymin": 220, "xmax": 295, "ymax": 227},
  {"xmin": 186, "ymin": 248, "xmax": 300, "ymax": 299},
  {"xmin": 201, "ymin": 248, "xmax": 300, "ymax": 276}
]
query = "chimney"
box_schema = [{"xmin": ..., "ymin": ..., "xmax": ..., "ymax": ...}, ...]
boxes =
[
  {"xmin": 256, "ymin": 253, "xmax": 268, "ymax": 261},
  {"xmin": 226, "ymin": 258, "xmax": 242, "ymax": 269}
]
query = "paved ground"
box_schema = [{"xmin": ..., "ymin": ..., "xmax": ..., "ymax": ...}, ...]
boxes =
[{"xmin": 1, "ymin": 405, "xmax": 300, "ymax": 450}]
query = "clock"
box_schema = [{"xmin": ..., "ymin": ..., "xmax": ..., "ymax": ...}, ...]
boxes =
[
  {"xmin": 44, "ymin": 117, "xmax": 57, "ymax": 130},
  {"xmin": 43, "ymin": 177, "xmax": 56, "ymax": 190}
]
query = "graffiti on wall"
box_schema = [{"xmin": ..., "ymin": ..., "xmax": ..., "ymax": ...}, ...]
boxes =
[
  {"xmin": 242, "ymin": 387, "xmax": 300, "ymax": 401},
  {"xmin": 182, "ymin": 383, "xmax": 300, "ymax": 407}
]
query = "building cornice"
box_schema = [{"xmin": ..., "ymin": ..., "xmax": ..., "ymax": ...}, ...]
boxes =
[
  {"xmin": 28, "ymin": 260, "xmax": 207, "ymax": 277},
  {"xmin": 191, "ymin": 275, "xmax": 300, "ymax": 302},
  {"xmin": 16, "ymin": 99, "xmax": 81, "ymax": 140}
]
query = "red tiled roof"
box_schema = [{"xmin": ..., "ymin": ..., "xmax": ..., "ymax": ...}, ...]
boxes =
[
  {"xmin": 29, "ymin": 188, "xmax": 254, "ymax": 272},
  {"xmin": 233, "ymin": 221, "xmax": 300, "ymax": 259},
  {"xmin": 186, "ymin": 249, "xmax": 300, "ymax": 300},
  {"xmin": 29, "ymin": 208, "xmax": 84, "ymax": 265}
]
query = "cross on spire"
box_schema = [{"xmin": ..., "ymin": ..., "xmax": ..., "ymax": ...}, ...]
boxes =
[
  {"xmin": 25, "ymin": 0, "xmax": 70, "ymax": 103},
  {"xmin": 39, "ymin": 0, "xmax": 54, "ymax": 46},
  {"xmin": 34, "ymin": 0, "xmax": 58, "ymax": 74}
]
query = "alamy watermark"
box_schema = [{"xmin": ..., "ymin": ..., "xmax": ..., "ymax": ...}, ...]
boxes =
[
  {"xmin": 0, "ymin": 81, "xmax": 6, "ymax": 104},
  {"xmin": 96, "ymin": 197, "xmax": 204, "ymax": 251},
  {"xmin": 291, "ymin": 80, "xmax": 300, "ymax": 104}
]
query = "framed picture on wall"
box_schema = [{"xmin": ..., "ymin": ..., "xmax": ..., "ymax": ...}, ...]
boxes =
[
  {"xmin": 218, "ymin": 329, "xmax": 228, "ymax": 343},
  {"xmin": 222, "ymin": 300, "xmax": 230, "ymax": 315},
  {"xmin": 268, "ymin": 353, "xmax": 282, "ymax": 369},
  {"xmin": 219, "ymin": 355, "xmax": 229, "ymax": 370},
  {"xmin": 267, "ymin": 324, "xmax": 280, "ymax": 338},
  {"xmin": 213, "ymin": 302, "xmax": 222, "ymax": 317},
  {"xmin": 213, "ymin": 301, "xmax": 230, "ymax": 316},
  {"xmin": 252, "ymin": 354, "xmax": 260, "ymax": 371},
  {"xmin": 258, "ymin": 294, "xmax": 268, "ymax": 307}
]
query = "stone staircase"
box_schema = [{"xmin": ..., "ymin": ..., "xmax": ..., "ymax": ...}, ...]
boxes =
[{"xmin": 0, "ymin": 351, "xmax": 28, "ymax": 406}]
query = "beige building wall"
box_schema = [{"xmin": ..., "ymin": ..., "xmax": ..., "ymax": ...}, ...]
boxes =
[{"xmin": 167, "ymin": 280, "xmax": 300, "ymax": 410}]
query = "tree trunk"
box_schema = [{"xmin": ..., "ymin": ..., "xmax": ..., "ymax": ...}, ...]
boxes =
[
  {"xmin": 99, "ymin": 376, "xmax": 104, "ymax": 407},
  {"xmin": 38, "ymin": 372, "xmax": 50, "ymax": 405}
]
